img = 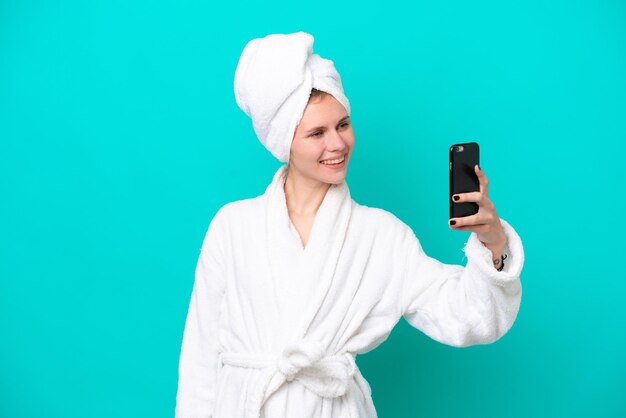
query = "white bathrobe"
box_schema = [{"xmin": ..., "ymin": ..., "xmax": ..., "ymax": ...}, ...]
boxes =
[{"xmin": 175, "ymin": 164, "xmax": 524, "ymax": 418}]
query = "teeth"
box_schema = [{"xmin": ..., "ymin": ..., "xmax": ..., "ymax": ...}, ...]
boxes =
[{"xmin": 320, "ymin": 157, "xmax": 345, "ymax": 165}]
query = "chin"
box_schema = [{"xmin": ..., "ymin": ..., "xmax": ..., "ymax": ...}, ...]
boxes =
[{"xmin": 321, "ymin": 170, "xmax": 348, "ymax": 185}]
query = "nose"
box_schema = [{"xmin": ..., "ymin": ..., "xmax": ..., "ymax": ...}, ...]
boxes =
[{"xmin": 326, "ymin": 129, "xmax": 348, "ymax": 153}]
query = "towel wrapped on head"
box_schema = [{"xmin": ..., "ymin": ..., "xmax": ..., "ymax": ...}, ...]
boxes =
[{"xmin": 233, "ymin": 31, "xmax": 351, "ymax": 163}]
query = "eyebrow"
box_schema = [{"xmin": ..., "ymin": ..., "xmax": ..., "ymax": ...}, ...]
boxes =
[{"xmin": 305, "ymin": 115, "xmax": 350, "ymax": 133}]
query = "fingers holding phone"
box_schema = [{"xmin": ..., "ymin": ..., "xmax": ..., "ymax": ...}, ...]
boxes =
[
  {"xmin": 449, "ymin": 156, "xmax": 507, "ymax": 248},
  {"xmin": 450, "ymin": 164, "xmax": 493, "ymax": 229}
]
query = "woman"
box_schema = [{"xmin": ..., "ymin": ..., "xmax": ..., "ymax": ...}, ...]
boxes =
[{"xmin": 175, "ymin": 32, "xmax": 524, "ymax": 418}]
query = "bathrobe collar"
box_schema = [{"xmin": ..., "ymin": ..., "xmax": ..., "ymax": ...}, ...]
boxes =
[{"xmin": 264, "ymin": 164, "xmax": 353, "ymax": 343}]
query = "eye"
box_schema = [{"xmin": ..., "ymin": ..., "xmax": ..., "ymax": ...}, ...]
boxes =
[{"xmin": 309, "ymin": 122, "xmax": 350, "ymax": 138}]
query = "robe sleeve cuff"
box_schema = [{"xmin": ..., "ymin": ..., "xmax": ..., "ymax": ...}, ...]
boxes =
[{"xmin": 463, "ymin": 218, "xmax": 525, "ymax": 287}]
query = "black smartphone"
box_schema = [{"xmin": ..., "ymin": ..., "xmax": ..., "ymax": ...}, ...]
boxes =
[{"xmin": 449, "ymin": 142, "xmax": 480, "ymax": 219}]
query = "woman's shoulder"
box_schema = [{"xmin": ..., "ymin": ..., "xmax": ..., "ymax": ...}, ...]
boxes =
[
  {"xmin": 352, "ymin": 201, "xmax": 411, "ymax": 235},
  {"xmin": 210, "ymin": 195, "xmax": 265, "ymax": 226}
]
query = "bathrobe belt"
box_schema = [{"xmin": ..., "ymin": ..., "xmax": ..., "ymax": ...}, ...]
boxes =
[{"xmin": 219, "ymin": 339, "xmax": 358, "ymax": 418}]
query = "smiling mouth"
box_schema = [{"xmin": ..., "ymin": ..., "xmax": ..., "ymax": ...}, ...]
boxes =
[{"xmin": 319, "ymin": 156, "xmax": 345, "ymax": 165}]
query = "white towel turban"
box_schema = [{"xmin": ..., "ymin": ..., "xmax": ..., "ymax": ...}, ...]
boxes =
[{"xmin": 233, "ymin": 31, "xmax": 351, "ymax": 163}]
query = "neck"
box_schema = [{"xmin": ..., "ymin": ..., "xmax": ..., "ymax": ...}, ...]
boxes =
[{"xmin": 283, "ymin": 166, "xmax": 331, "ymax": 217}]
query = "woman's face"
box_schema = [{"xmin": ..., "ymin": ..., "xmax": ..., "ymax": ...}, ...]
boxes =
[{"xmin": 288, "ymin": 94, "xmax": 354, "ymax": 185}]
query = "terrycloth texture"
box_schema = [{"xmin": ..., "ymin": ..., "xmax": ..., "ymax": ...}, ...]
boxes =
[
  {"xmin": 175, "ymin": 164, "xmax": 524, "ymax": 418},
  {"xmin": 233, "ymin": 31, "xmax": 351, "ymax": 163}
]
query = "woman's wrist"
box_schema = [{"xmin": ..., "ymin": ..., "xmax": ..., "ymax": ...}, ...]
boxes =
[
  {"xmin": 483, "ymin": 236, "xmax": 507, "ymax": 271},
  {"xmin": 494, "ymin": 253, "xmax": 507, "ymax": 271}
]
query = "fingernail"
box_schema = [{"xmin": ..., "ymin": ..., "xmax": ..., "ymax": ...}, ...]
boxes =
[
  {"xmin": 450, "ymin": 220, "xmax": 456, "ymax": 225},
  {"xmin": 453, "ymin": 195, "xmax": 460, "ymax": 201}
]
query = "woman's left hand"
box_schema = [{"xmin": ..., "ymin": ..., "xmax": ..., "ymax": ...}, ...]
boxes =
[{"xmin": 449, "ymin": 165, "xmax": 507, "ymax": 248}]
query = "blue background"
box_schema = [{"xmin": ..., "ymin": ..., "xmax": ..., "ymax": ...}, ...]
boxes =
[{"xmin": 1, "ymin": 0, "xmax": 624, "ymax": 417}]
